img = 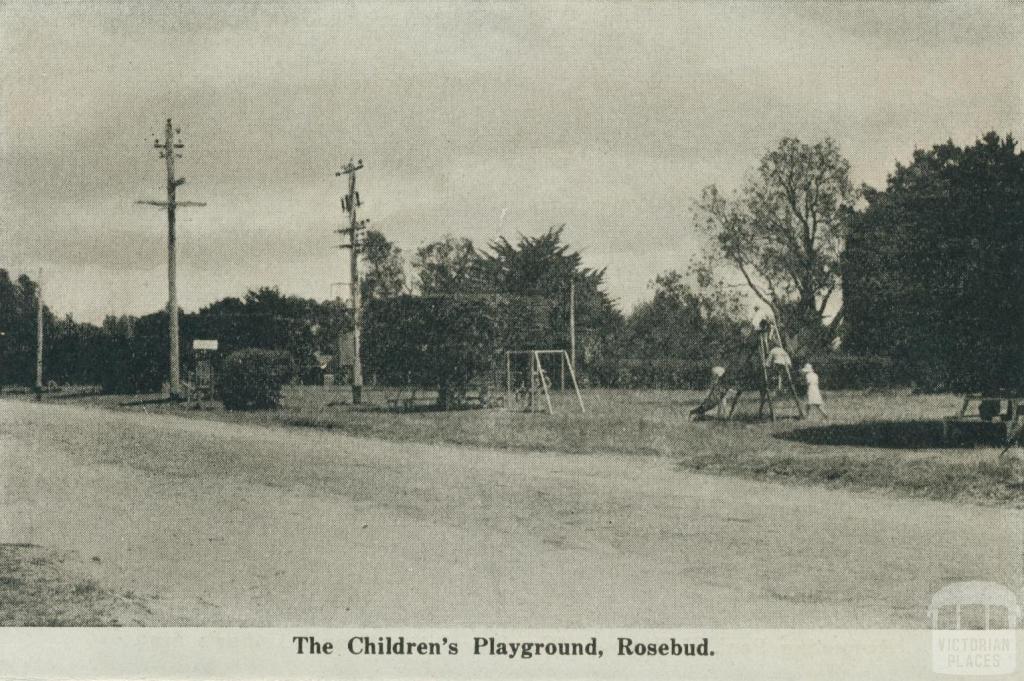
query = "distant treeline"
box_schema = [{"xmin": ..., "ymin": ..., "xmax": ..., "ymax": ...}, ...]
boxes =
[
  {"xmin": 0, "ymin": 284, "xmax": 351, "ymax": 393},
  {"xmin": 2, "ymin": 132, "xmax": 1021, "ymax": 396}
]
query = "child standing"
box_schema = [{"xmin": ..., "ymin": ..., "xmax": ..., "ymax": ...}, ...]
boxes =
[
  {"xmin": 800, "ymin": 363, "xmax": 827, "ymax": 420},
  {"xmin": 767, "ymin": 344, "xmax": 792, "ymax": 391}
]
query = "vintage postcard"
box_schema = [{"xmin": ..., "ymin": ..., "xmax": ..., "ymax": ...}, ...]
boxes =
[{"xmin": 1, "ymin": 1, "xmax": 1022, "ymax": 679}]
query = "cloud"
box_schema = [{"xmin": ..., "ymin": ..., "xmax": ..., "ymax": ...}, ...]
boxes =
[{"xmin": 1, "ymin": 1, "xmax": 1021, "ymax": 321}]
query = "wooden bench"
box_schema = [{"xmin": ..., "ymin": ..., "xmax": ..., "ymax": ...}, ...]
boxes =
[
  {"xmin": 385, "ymin": 387, "xmax": 434, "ymax": 410},
  {"xmin": 459, "ymin": 384, "xmax": 502, "ymax": 408}
]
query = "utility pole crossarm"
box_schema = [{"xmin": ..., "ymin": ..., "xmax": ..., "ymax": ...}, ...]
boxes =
[
  {"xmin": 137, "ymin": 200, "xmax": 207, "ymax": 207},
  {"xmin": 334, "ymin": 220, "xmax": 368, "ymax": 235},
  {"xmin": 335, "ymin": 159, "xmax": 364, "ymax": 176}
]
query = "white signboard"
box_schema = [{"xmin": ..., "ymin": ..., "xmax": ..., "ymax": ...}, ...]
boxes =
[{"xmin": 192, "ymin": 339, "xmax": 219, "ymax": 351}]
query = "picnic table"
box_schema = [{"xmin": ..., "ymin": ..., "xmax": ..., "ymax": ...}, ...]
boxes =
[
  {"xmin": 385, "ymin": 384, "xmax": 503, "ymax": 410},
  {"xmin": 943, "ymin": 395, "xmax": 1023, "ymax": 444}
]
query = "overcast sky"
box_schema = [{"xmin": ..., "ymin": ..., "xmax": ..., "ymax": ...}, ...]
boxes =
[{"xmin": 1, "ymin": 1, "xmax": 1021, "ymax": 322}]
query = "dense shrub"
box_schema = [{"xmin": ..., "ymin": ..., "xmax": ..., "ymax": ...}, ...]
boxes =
[
  {"xmin": 585, "ymin": 358, "xmax": 715, "ymax": 389},
  {"xmin": 219, "ymin": 349, "xmax": 296, "ymax": 410},
  {"xmin": 97, "ymin": 322, "xmax": 167, "ymax": 395},
  {"xmin": 363, "ymin": 295, "xmax": 499, "ymax": 409}
]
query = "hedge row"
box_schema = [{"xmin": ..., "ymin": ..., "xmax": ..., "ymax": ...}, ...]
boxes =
[
  {"xmin": 584, "ymin": 354, "xmax": 907, "ymax": 391},
  {"xmin": 585, "ymin": 358, "xmax": 718, "ymax": 390},
  {"xmin": 801, "ymin": 354, "xmax": 909, "ymax": 390}
]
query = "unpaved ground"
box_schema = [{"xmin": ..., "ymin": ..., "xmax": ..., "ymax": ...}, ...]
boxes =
[
  {"xmin": 0, "ymin": 398, "xmax": 1020, "ymax": 627},
  {"xmin": 0, "ymin": 543, "xmax": 150, "ymax": 625}
]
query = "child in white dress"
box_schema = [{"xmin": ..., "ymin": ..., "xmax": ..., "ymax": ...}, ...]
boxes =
[{"xmin": 800, "ymin": 363, "xmax": 827, "ymax": 419}]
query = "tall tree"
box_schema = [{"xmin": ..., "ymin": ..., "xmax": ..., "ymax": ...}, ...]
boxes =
[
  {"xmin": 625, "ymin": 269, "xmax": 747, "ymax": 362},
  {"xmin": 360, "ymin": 229, "xmax": 406, "ymax": 301},
  {"xmin": 479, "ymin": 225, "xmax": 624, "ymax": 358},
  {"xmin": 363, "ymin": 294, "xmax": 499, "ymax": 409},
  {"xmin": 843, "ymin": 132, "xmax": 1024, "ymax": 392},
  {"xmin": 694, "ymin": 137, "xmax": 857, "ymax": 350},
  {"xmin": 0, "ymin": 270, "xmax": 49, "ymax": 387},
  {"xmin": 413, "ymin": 236, "xmax": 485, "ymax": 294}
]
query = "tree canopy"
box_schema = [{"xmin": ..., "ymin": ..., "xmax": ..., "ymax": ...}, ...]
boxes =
[
  {"xmin": 409, "ymin": 226, "xmax": 624, "ymax": 366},
  {"xmin": 843, "ymin": 132, "xmax": 1024, "ymax": 392},
  {"xmin": 413, "ymin": 236, "xmax": 485, "ymax": 295},
  {"xmin": 477, "ymin": 225, "xmax": 623, "ymax": 356},
  {"xmin": 0, "ymin": 270, "xmax": 47, "ymax": 386},
  {"xmin": 360, "ymin": 229, "xmax": 406, "ymax": 301},
  {"xmin": 624, "ymin": 270, "xmax": 747, "ymax": 363},
  {"xmin": 363, "ymin": 294, "xmax": 499, "ymax": 408},
  {"xmin": 694, "ymin": 137, "xmax": 857, "ymax": 351}
]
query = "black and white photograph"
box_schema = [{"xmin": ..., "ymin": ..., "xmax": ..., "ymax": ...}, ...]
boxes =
[{"xmin": 0, "ymin": 2, "xmax": 1022, "ymax": 678}]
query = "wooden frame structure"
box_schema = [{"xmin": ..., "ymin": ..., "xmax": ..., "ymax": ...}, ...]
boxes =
[
  {"xmin": 505, "ymin": 349, "xmax": 585, "ymax": 415},
  {"xmin": 725, "ymin": 324, "xmax": 803, "ymax": 422}
]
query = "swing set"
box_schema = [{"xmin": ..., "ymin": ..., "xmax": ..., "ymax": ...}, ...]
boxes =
[{"xmin": 505, "ymin": 349, "xmax": 585, "ymax": 415}]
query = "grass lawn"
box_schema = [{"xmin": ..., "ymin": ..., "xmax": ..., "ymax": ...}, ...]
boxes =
[{"xmin": 16, "ymin": 384, "xmax": 1022, "ymax": 506}]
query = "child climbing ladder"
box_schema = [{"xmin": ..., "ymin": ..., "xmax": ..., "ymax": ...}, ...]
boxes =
[{"xmin": 718, "ymin": 317, "xmax": 802, "ymax": 422}]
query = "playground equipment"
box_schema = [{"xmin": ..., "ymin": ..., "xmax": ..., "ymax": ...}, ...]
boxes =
[
  {"xmin": 505, "ymin": 349, "xmax": 584, "ymax": 415},
  {"xmin": 1001, "ymin": 418, "xmax": 1023, "ymax": 459},
  {"xmin": 721, "ymin": 321, "xmax": 803, "ymax": 422},
  {"xmin": 944, "ymin": 394, "xmax": 1023, "ymax": 446}
]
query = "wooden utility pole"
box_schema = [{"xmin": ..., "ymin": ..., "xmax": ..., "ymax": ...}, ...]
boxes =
[
  {"xmin": 137, "ymin": 119, "xmax": 205, "ymax": 400},
  {"xmin": 335, "ymin": 158, "xmax": 365, "ymax": 404},
  {"xmin": 569, "ymin": 275, "xmax": 577, "ymax": 372},
  {"xmin": 35, "ymin": 269, "xmax": 43, "ymax": 400}
]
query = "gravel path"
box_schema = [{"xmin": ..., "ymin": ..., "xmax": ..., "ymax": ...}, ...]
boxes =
[{"xmin": 1, "ymin": 398, "xmax": 1020, "ymax": 627}]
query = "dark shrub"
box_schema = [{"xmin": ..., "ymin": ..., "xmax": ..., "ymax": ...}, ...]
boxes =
[
  {"xmin": 363, "ymin": 294, "xmax": 499, "ymax": 409},
  {"xmin": 585, "ymin": 358, "xmax": 715, "ymax": 390},
  {"xmin": 97, "ymin": 335, "xmax": 166, "ymax": 394},
  {"xmin": 219, "ymin": 349, "xmax": 296, "ymax": 410},
  {"xmin": 798, "ymin": 354, "xmax": 907, "ymax": 390},
  {"xmin": 842, "ymin": 133, "xmax": 1024, "ymax": 394}
]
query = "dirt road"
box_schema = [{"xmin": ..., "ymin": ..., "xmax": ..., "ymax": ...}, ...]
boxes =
[{"xmin": 1, "ymin": 398, "xmax": 1020, "ymax": 627}]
